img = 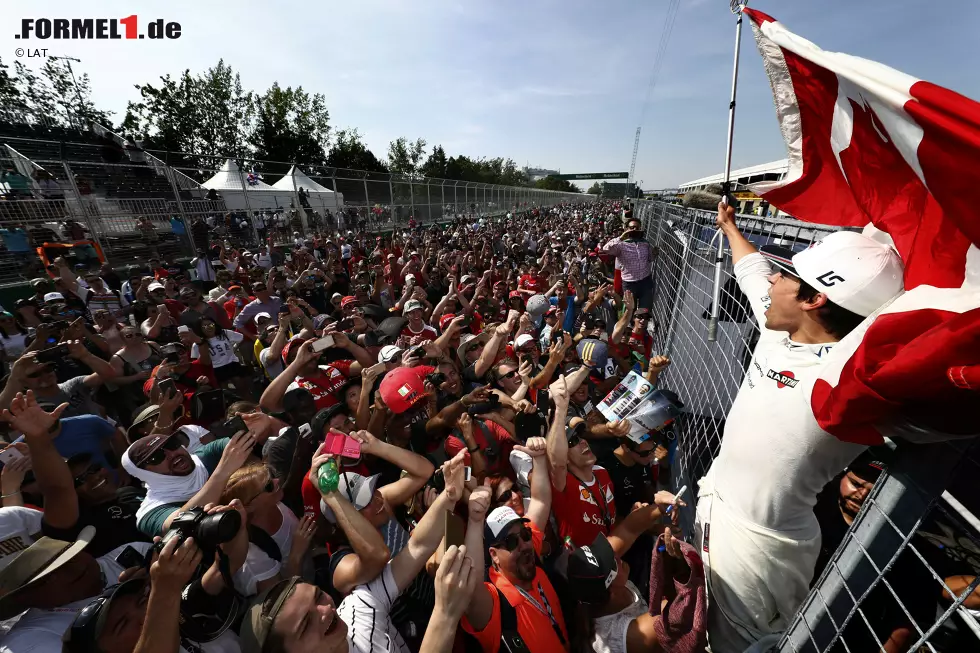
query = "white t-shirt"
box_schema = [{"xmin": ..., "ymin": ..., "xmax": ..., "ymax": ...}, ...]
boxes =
[
  {"xmin": 232, "ymin": 504, "xmax": 298, "ymax": 597},
  {"xmin": 0, "ymin": 507, "xmax": 43, "ymax": 574},
  {"xmin": 706, "ymin": 253, "xmax": 866, "ymax": 533},
  {"xmin": 0, "ymin": 333, "xmax": 28, "ymax": 362},
  {"xmin": 191, "ymin": 331, "xmax": 243, "ymax": 369},
  {"xmin": 259, "ymin": 346, "xmax": 285, "ymax": 379},
  {"xmin": 338, "ymin": 564, "xmax": 409, "ymax": 653},
  {"xmin": 592, "ymin": 581, "xmax": 648, "ymax": 653},
  {"xmin": 255, "ymin": 253, "xmax": 273, "ymax": 269}
]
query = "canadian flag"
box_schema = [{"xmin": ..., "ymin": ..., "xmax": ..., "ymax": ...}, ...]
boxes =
[{"xmin": 744, "ymin": 8, "xmax": 980, "ymax": 445}]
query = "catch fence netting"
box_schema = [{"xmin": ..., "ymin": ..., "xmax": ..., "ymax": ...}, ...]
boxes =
[{"xmin": 634, "ymin": 199, "xmax": 980, "ymax": 653}]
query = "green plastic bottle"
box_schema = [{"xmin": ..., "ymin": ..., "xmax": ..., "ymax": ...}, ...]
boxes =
[{"xmin": 317, "ymin": 458, "xmax": 340, "ymax": 494}]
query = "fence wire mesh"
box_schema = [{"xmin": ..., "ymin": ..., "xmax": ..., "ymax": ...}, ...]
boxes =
[
  {"xmin": 633, "ymin": 199, "xmax": 980, "ymax": 653},
  {"xmin": 0, "ymin": 122, "xmax": 584, "ymax": 286}
]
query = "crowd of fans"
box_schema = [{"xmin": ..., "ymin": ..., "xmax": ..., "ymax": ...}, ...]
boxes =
[{"xmin": 0, "ymin": 200, "xmax": 707, "ymax": 653}]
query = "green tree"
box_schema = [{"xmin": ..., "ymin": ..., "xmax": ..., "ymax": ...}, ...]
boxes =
[
  {"xmin": 420, "ymin": 145, "xmax": 448, "ymax": 178},
  {"xmin": 586, "ymin": 182, "xmax": 602, "ymax": 195},
  {"xmin": 38, "ymin": 59, "xmax": 113, "ymax": 129},
  {"xmin": 534, "ymin": 175, "xmax": 580, "ymax": 192},
  {"xmin": 387, "ymin": 137, "xmax": 427, "ymax": 175},
  {"xmin": 0, "ymin": 58, "xmax": 26, "ymax": 121},
  {"xmin": 12, "ymin": 61, "xmax": 58, "ymax": 125},
  {"xmin": 326, "ymin": 128, "xmax": 387, "ymax": 172},
  {"xmin": 250, "ymin": 82, "xmax": 330, "ymax": 176},
  {"xmin": 196, "ymin": 60, "xmax": 253, "ymax": 159},
  {"xmin": 123, "ymin": 69, "xmax": 202, "ymax": 160}
]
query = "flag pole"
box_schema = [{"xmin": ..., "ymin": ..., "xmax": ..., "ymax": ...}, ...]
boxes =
[{"xmin": 708, "ymin": 0, "xmax": 747, "ymax": 343}]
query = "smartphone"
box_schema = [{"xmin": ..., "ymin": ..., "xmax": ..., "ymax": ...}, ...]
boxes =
[
  {"xmin": 444, "ymin": 512, "xmax": 465, "ymax": 549},
  {"xmin": 177, "ymin": 325, "xmax": 190, "ymax": 334},
  {"xmin": 157, "ymin": 378, "xmax": 178, "ymax": 399},
  {"xmin": 0, "ymin": 448, "xmax": 24, "ymax": 465},
  {"xmin": 408, "ymin": 345, "xmax": 426, "ymax": 359},
  {"xmin": 211, "ymin": 415, "xmax": 247, "ymax": 440},
  {"xmin": 536, "ymin": 389, "xmax": 550, "ymax": 415},
  {"xmin": 311, "ymin": 335, "xmax": 335, "ymax": 352},
  {"xmin": 277, "ymin": 265, "xmax": 286, "ymax": 272},
  {"xmin": 115, "ymin": 545, "xmax": 146, "ymax": 570},
  {"xmin": 428, "ymin": 469, "xmax": 446, "ymax": 493},
  {"xmin": 500, "ymin": 632, "xmax": 531, "ymax": 653},
  {"xmin": 35, "ymin": 344, "xmax": 70, "ymax": 364},
  {"xmin": 337, "ymin": 317, "xmax": 355, "ymax": 331},
  {"xmin": 278, "ymin": 304, "xmax": 292, "ymax": 315},
  {"xmin": 323, "ymin": 433, "xmax": 362, "ymax": 460},
  {"xmin": 464, "ymin": 466, "xmax": 472, "ymax": 482}
]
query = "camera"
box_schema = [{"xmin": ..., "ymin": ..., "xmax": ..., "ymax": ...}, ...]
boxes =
[
  {"xmin": 426, "ymin": 372, "xmax": 447, "ymax": 388},
  {"xmin": 154, "ymin": 507, "xmax": 241, "ymax": 556}
]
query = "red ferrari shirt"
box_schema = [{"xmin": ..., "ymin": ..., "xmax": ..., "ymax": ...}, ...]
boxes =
[
  {"xmin": 444, "ymin": 419, "xmax": 516, "ymax": 478},
  {"xmin": 518, "ymin": 274, "xmax": 547, "ymax": 293},
  {"xmin": 551, "ymin": 467, "xmax": 616, "ymax": 547},
  {"xmin": 287, "ymin": 360, "xmax": 354, "ymax": 410}
]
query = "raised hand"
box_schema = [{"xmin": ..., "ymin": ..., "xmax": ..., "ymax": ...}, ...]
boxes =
[
  {"xmin": 216, "ymin": 430, "xmax": 256, "ymax": 474},
  {"xmin": 347, "ymin": 429, "xmax": 380, "ymax": 456},
  {"xmin": 607, "ymin": 419, "xmax": 630, "ymax": 437},
  {"xmin": 442, "ymin": 450, "xmax": 467, "ymax": 503},
  {"xmin": 468, "ymin": 480, "xmax": 492, "ymax": 522},
  {"xmin": 461, "ymin": 385, "xmax": 491, "ymax": 407},
  {"xmin": 150, "ymin": 535, "xmax": 204, "ymax": 593},
  {"xmin": 513, "ymin": 436, "xmax": 547, "ymax": 458},
  {"xmin": 1, "ymin": 391, "xmax": 68, "ymax": 439},
  {"xmin": 433, "ymin": 545, "xmax": 478, "ymax": 621},
  {"xmin": 716, "ymin": 201, "xmax": 736, "ymax": 229}
]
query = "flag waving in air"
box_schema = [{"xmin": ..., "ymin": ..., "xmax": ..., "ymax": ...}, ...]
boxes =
[{"xmin": 744, "ymin": 7, "xmax": 980, "ymax": 445}]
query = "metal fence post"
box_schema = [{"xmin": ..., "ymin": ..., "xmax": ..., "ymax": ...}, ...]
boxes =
[
  {"xmin": 234, "ymin": 161, "xmax": 261, "ymax": 245},
  {"xmin": 162, "ymin": 165, "xmax": 194, "ymax": 256},
  {"xmin": 60, "ymin": 160, "xmax": 108, "ymax": 257}
]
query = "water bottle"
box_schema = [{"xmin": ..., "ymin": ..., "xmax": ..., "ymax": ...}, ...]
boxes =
[{"xmin": 317, "ymin": 458, "xmax": 340, "ymax": 494}]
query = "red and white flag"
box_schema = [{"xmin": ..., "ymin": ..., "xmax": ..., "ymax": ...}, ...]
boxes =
[{"xmin": 744, "ymin": 7, "xmax": 980, "ymax": 445}]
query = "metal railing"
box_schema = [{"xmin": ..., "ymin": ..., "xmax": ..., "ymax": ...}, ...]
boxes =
[
  {"xmin": 0, "ymin": 130, "xmax": 586, "ymax": 285},
  {"xmin": 634, "ymin": 199, "xmax": 980, "ymax": 653}
]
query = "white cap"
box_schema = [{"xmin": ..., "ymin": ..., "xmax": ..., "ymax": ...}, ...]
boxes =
[
  {"xmin": 509, "ymin": 449, "xmax": 533, "ymax": 488},
  {"xmin": 405, "ymin": 273, "xmax": 416, "ymax": 284},
  {"xmin": 485, "ymin": 506, "xmax": 525, "ymax": 542},
  {"xmin": 254, "ymin": 312, "xmax": 272, "ymax": 323},
  {"xmin": 147, "ymin": 282, "xmax": 166, "ymax": 292},
  {"xmin": 793, "ymin": 231, "xmax": 904, "ymax": 317},
  {"xmin": 42, "ymin": 292, "xmax": 64, "ymax": 303},
  {"xmin": 378, "ymin": 345, "xmax": 403, "ymax": 363},
  {"xmin": 403, "ymin": 299, "xmax": 424, "ymax": 314},
  {"xmin": 515, "ymin": 334, "xmax": 535, "ymax": 349}
]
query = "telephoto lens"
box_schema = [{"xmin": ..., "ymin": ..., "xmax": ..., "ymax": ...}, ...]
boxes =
[{"xmin": 195, "ymin": 510, "xmax": 242, "ymax": 549}]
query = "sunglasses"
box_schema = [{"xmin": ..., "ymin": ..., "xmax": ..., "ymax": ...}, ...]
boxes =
[
  {"xmin": 73, "ymin": 462, "xmax": 102, "ymax": 487},
  {"xmin": 246, "ymin": 478, "xmax": 276, "ymax": 504},
  {"xmin": 140, "ymin": 436, "xmax": 183, "ymax": 468},
  {"xmin": 496, "ymin": 486, "xmax": 520, "ymax": 504},
  {"xmin": 499, "ymin": 369, "xmax": 518, "ymax": 381},
  {"xmin": 497, "ymin": 526, "xmax": 532, "ymax": 552}
]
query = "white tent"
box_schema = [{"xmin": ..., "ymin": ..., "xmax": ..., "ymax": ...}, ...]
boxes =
[
  {"xmin": 271, "ymin": 166, "xmax": 344, "ymax": 212},
  {"xmin": 201, "ymin": 159, "xmax": 294, "ymax": 212}
]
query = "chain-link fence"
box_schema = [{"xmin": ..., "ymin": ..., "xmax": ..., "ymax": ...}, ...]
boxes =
[
  {"xmin": 634, "ymin": 199, "xmax": 980, "ymax": 653},
  {"xmin": 0, "ymin": 123, "xmax": 585, "ymax": 286}
]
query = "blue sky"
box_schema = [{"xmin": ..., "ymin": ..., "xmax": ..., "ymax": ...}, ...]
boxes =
[{"xmin": 8, "ymin": 0, "xmax": 979, "ymax": 189}]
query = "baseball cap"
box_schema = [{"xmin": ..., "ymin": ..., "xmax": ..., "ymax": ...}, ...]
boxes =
[
  {"xmin": 403, "ymin": 299, "xmax": 424, "ymax": 314},
  {"xmin": 508, "ymin": 290, "xmax": 524, "ymax": 302},
  {"xmin": 228, "ymin": 285, "xmax": 243, "ymax": 292},
  {"xmin": 439, "ymin": 313, "xmax": 457, "ymax": 331},
  {"xmin": 341, "ymin": 296, "xmax": 358, "ymax": 309},
  {"xmin": 239, "ymin": 577, "xmax": 304, "ymax": 653},
  {"xmin": 281, "ymin": 337, "xmax": 310, "ymax": 364},
  {"xmin": 544, "ymin": 306, "xmax": 558, "ymax": 318},
  {"xmin": 378, "ymin": 366, "xmax": 427, "ymax": 414},
  {"xmin": 514, "ymin": 334, "xmax": 536, "ymax": 350},
  {"xmin": 525, "ymin": 294, "xmax": 549, "ymax": 318},
  {"xmin": 42, "ymin": 292, "xmax": 64, "ymax": 303},
  {"xmin": 62, "ymin": 577, "xmax": 146, "ymax": 652},
  {"xmin": 147, "ymin": 282, "xmax": 166, "ymax": 292},
  {"xmin": 126, "ymin": 433, "xmax": 183, "ymax": 468},
  {"xmin": 565, "ymin": 533, "xmax": 618, "ymax": 604},
  {"xmin": 791, "ymin": 231, "xmax": 904, "ymax": 317},
  {"xmin": 0, "ymin": 523, "xmax": 96, "ymax": 620},
  {"xmin": 378, "ymin": 345, "xmax": 403, "ymax": 364},
  {"xmin": 126, "ymin": 404, "xmax": 161, "ymax": 439},
  {"xmin": 405, "ymin": 273, "xmax": 416, "ymax": 284},
  {"xmin": 377, "ymin": 316, "xmax": 407, "ymax": 339},
  {"xmin": 319, "ymin": 471, "xmax": 381, "ymax": 523},
  {"xmin": 577, "ymin": 338, "xmax": 609, "ymax": 369},
  {"xmin": 253, "ymin": 311, "xmax": 272, "ymax": 324},
  {"xmin": 484, "ymin": 506, "xmax": 528, "ymax": 547},
  {"xmin": 457, "ymin": 332, "xmax": 490, "ymax": 362}
]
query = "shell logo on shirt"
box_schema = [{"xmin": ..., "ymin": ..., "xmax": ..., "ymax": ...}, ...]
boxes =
[
  {"xmin": 767, "ymin": 369, "xmax": 799, "ymax": 388},
  {"xmin": 580, "ymin": 488, "xmax": 598, "ymax": 506}
]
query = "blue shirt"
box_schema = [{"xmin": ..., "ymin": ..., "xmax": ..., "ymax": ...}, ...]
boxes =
[
  {"xmin": 550, "ymin": 296, "xmax": 578, "ymax": 333},
  {"xmin": 16, "ymin": 415, "xmax": 116, "ymax": 470}
]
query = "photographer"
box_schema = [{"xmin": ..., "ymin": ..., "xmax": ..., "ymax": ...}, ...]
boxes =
[
  {"xmin": 122, "ymin": 427, "xmax": 256, "ymax": 537},
  {"xmin": 0, "ymin": 338, "xmax": 116, "ymax": 416},
  {"xmin": 62, "ymin": 500, "xmax": 253, "ymax": 653}
]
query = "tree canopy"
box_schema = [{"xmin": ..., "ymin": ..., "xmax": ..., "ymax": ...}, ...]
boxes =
[{"xmin": 0, "ymin": 57, "xmax": 576, "ymax": 190}]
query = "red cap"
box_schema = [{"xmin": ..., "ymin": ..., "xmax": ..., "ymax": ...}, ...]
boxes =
[
  {"xmin": 282, "ymin": 337, "xmax": 310, "ymax": 364},
  {"xmin": 508, "ymin": 290, "xmax": 523, "ymax": 301},
  {"xmin": 379, "ymin": 366, "xmax": 427, "ymax": 414},
  {"xmin": 341, "ymin": 296, "xmax": 358, "ymax": 308},
  {"xmin": 493, "ymin": 281, "xmax": 506, "ymax": 290},
  {"xmin": 439, "ymin": 313, "xmax": 456, "ymax": 331}
]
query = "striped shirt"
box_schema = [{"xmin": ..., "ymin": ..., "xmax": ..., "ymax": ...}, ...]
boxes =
[{"xmin": 339, "ymin": 564, "xmax": 410, "ymax": 653}]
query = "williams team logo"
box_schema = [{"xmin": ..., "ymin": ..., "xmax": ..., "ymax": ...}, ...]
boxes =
[{"xmin": 767, "ymin": 369, "xmax": 799, "ymax": 388}]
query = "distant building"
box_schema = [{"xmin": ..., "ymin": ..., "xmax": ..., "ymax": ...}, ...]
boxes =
[
  {"xmin": 524, "ymin": 167, "xmax": 560, "ymax": 183},
  {"xmin": 678, "ymin": 159, "xmax": 789, "ymax": 216}
]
